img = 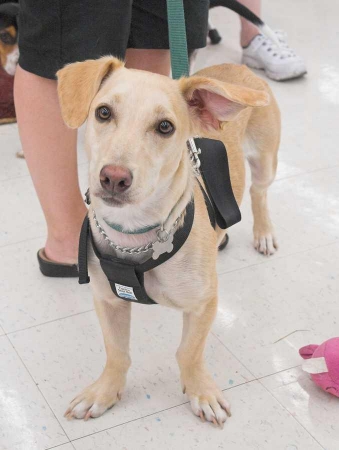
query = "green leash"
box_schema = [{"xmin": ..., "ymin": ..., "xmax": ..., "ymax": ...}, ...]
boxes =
[{"xmin": 166, "ymin": 0, "xmax": 189, "ymax": 79}]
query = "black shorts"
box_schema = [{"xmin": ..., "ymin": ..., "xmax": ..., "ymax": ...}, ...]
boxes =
[{"xmin": 18, "ymin": 0, "xmax": 209, "ymax": 79}]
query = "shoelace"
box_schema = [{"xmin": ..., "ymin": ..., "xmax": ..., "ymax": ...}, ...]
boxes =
[{"xmin": 257, "ymin": 31, "xmax": 297, "ymax": 60}]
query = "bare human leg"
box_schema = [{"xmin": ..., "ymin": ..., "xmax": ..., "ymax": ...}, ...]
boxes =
[
  {"xmin": 125, "ymin": 48, "xmax": 170, "ymax": 75},
  {"xmin": 238, "ymin": 0, "xmax": 261, "ymax": 47},
  {"xmin": 14, "ymin": 65, "xmax": 86, "ymax": 264}
]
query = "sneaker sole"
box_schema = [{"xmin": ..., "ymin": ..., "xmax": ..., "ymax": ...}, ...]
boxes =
[{"xmin": 242, "ymin": 55, "xmax": 307, "ymax": 81}]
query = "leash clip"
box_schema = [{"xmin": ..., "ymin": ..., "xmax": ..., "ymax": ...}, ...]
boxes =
[{"xmin": 187, "ymin": 138, "xmax": 201, "ymax": 175}]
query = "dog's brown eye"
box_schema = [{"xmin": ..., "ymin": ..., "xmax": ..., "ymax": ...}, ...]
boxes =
[
  {"xmin": 96, "ymin": 106, "xmax": 111, "ymax": 121},
  {"xmin": 157, "ymin": 120, "xmax": 174, "ymax": 135}
]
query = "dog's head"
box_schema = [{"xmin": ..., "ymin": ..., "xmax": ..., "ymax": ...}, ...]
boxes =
[
  {"xmin": 57, "ymin": 57, "xmax": 268, "ymax": 224},
  {"xmin": 0, "ymin": 3, "xmax": 19, "ymax": 76}
]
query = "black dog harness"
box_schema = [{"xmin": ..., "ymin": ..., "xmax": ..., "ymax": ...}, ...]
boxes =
[{"xmin": 78, "ymin": 138, "xmax": 241, "ymax": 305}]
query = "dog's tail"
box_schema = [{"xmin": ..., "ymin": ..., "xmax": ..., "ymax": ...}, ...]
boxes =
[{"xmin": 209, "ymin": 0, "xmax": 280, "ymax": 46}]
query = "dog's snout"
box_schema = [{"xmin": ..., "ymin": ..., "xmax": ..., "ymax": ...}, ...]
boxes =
[{"xmin": 100, "ymin": 165, "xmax": 133, "ymax": 194}]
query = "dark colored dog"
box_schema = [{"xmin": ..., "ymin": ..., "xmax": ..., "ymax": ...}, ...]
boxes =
[{"xmin": 0, "ymin": 2, "xmax": 19, "ymax": 75}]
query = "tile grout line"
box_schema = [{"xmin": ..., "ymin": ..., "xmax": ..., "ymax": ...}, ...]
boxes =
[
  {"xmin": 273, "ymin": 163, "xmax": 339, "ymax": 184},
  {"xmin": 4, "ymin": 323, "xmax": 258, "ymax": 446},
  {"xmin": 257, "ymin": 378, "xmax": 326, "ymax": 450},
  {"xmin": 68, "ymin": 371, "xmax": 320, "ymax": 445},
  {"xmin": 46, "ymin": 444, "xmax": 76, "ymax": 450},
  {"xmin": 0, "ymin": 333, "xmax": 317, "ymax": 447},
  {"xmin": 211, "ymin": 329, "xmax": 305, "ymax": 382},
  {"xmin": 5, "ymin": 308, "xmax": 95, "ymax": 336},
  {"xmin": 68, "ymin": 378, "xmax": 259, "ymax": 444},
  {"xmin": 4, "ymin": 334, "xmax": 73, "ymax": 446},
  {"xmin": 46, "ymin": 443, "xmax": 77, "ymax": 450},
  {"xmin": 212, "ymin": 327, "xmax": 326, "ymax": 447},
  {"xmin": 0, "ymin": 234, "xmax": 48, "ymax": 250},
  {"xmin": 217, "ymin": 239, "xmax": 339, "ymax": 277}
]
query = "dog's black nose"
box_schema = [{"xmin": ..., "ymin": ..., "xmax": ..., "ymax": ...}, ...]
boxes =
[{"xmin": 100, "ymin": 165, "xmax": 133, "ymax": 194}]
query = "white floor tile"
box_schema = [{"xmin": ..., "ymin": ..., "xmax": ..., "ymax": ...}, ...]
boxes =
[
  {"xmin": 9, "ymin": 306, "xmax": 253, "ymax": 440},
  {"xmin": 217, "ymin": 166, "xmax": 339, "ymax": 274},
  {"xmin": 0, "ymin": 238, "xmax": 93, "ymax": 333},
  {"xmin": 0, "ymin": 336, "xmax": 68, "ymax": 450},
  {"xmin": 72, "ymin": 381, "xmax": 322, "ymax": 450},
  {"xmin": 214, "ymin": 243, "xmax": 339, "ymax": 378},
  {"xmin": 261, "ymin": 367, "xmax": 339, "ymax": 450}
]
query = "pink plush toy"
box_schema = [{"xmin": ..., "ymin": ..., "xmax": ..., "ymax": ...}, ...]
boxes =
[{"xmin": 299, "ymin": 337, "xmax": 339, "ymax": 398}]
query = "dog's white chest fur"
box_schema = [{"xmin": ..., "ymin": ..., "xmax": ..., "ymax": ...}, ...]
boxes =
[{"xmin": 88, "ymin": 244, "xmax": 210, "ymax": 311}]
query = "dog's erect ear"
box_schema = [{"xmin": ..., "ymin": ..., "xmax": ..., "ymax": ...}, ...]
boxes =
[
  {"xmin": 57, "ymin": 56, "xmax": 124, "ymax": 128},
  {"xmin": 179, "ymin": 76, "xmax": 270, "ymax": 130}
]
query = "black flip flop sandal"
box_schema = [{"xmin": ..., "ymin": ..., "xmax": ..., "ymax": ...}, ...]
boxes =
[
  {"xmin": 37, "ymin": 249, "xmax": 79, "ymax": 278},
  {"xmin": 218, "ymin": 234, "xmax": 229, "ymax": 251}
]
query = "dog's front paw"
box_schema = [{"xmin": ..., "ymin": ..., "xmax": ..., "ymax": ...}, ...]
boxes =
[
  {"xmin": 182, "ymin": 369, "xmax": 231, "ymax": 427},
  {"xmin": 253, "ymin": 231, "xmax": 278, "ymax": 256},
  {"xmin": 64, "ymin": 370, "xmax": 126, "ymax": 421}
]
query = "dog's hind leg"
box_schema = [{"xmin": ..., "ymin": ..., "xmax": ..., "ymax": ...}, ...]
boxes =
[
  {"xmin": 245, "ymin": 96, "xmax": 280, "ymax": 255},
  {"xmin": 64, "ymin": 298, "xmax": 131, "ymax": 420},
  {"xmin": 176, "ymin": 295, "xmax": 231, "ymax": 427}
]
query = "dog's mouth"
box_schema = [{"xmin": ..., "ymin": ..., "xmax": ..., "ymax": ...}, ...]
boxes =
[{"xmin": 94, "ymin": 192, "xmax": 133, "ymax": 207}]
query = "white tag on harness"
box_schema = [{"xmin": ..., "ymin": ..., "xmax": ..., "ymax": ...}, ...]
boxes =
[{"xmin": 115, "ymin": 284, "xmax": 138, "ymax": 301}]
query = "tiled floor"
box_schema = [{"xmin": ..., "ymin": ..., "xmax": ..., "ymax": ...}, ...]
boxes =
[{"xmin": 1, "ymin": 1, "xmax": 339, "ymax": 449}]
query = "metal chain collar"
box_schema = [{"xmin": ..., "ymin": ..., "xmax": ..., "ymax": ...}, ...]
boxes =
[{"xmin": 92, "ymin": 209, "xmax": 184, "ymax": 255}]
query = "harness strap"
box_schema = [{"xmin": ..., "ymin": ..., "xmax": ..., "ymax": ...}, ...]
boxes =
[
  {"xmin": 78, "ymin": 200, "xmax": 195, "ymax": 304},
  {"xmin": 78, "ymin": 215, "xmax": 90, "ymax": 284},
  {"xmin": 196, "ymin": 138, "xmax": 241, "ymax": 229}
]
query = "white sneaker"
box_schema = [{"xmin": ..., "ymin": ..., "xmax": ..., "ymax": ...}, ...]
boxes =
[{"xmin": 242, "ymin": 31, "xmax": 307, "ymax": 81}]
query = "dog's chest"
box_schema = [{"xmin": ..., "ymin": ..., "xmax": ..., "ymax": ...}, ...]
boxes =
[{"xmin": 88, "ymin": 249, "xmax": 210, "ymax": 311}]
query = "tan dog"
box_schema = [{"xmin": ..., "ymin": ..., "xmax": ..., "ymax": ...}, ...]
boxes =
[{"xmin": 57, "ymin": 57, "xmax": 280, "ymax": 426}]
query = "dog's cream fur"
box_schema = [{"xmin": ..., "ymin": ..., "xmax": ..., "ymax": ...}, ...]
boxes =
[{"xmin": 57, "ymin": 57, "xmax": 280, "ymax": 426}]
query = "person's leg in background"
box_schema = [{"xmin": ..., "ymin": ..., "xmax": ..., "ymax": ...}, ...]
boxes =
[
  {"xmin": 125, "ymin": 49, "xmax": 170, "ymax": 74},
  {"xmin": 237, "ymin": 0, "xmax": 307, "ymax": 80},
  {"xmin": 14, "ymin": 68, "xmax": 85, "ymax": 265},
  {"xmin": 238, "ymin": 0, "xmax": 260, "ymax": 47}
]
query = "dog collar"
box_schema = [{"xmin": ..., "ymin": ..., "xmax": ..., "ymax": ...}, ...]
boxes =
[
  {"xmin": 100, "ymin": 201, "xmax": 181, "ymax": 236},
  {"xmin": 102, "ymin": 219, "xmax": 160, "ymax": 235},
  {"xmin": 85, "ymin": 190, "xmax": 160, "ymax": 234},
  {"xmin": 92, "ymin": 205, "xmax": 186, "ymax": 260}
]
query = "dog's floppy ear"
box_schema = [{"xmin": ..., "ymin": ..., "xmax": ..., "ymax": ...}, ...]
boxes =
[
  {"xmin": 57, "ymin": 56, "xmax": 124, "ymax": 128},
  {"xmin": 179, "ymin": 76, "xmax": 270, "ymax": 130}
]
